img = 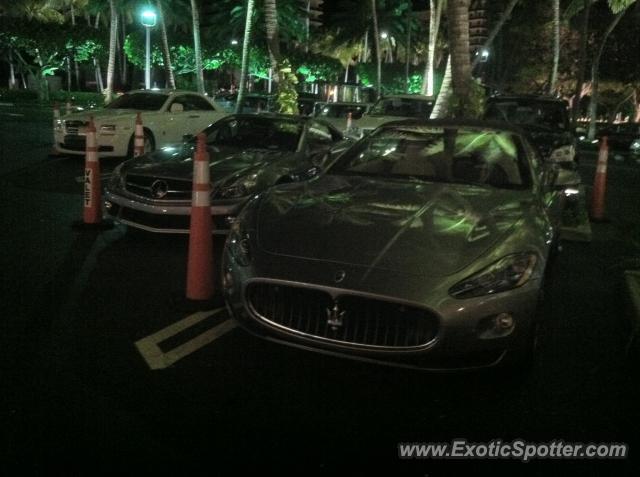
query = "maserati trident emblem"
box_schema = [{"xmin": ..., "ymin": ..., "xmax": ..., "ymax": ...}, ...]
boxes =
[
  {"xmin": 150, "ymin": 179, "xmax": 169, "ymax": 199},
  {"xmin": 326, "ymin": 300, "xmax": 346, "ymax": 330}
]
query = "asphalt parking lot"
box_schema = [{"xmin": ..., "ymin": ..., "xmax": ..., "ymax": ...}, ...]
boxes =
[{"xmin": 2, "ymin": 105, "xmax": 640, "ymax": 475}]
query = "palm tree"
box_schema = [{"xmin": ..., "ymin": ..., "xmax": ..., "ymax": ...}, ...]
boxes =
[
  {"xmin": 570, "ymin": 0, "xmax": 593, "ymax": 123},
  {"xmin": 370, "ymin": 0, "xmax": 381, "ymax": 99},
  {"xmin": 264, "ymin": 0, "xmax": 281, "ymax": 75},
  {"xmin": 235, "ymin": 0, "xmax": 255, "ymax": 113},
  {"xmin": 446, "ymin": 0, "xmax": 471, "ymax": 117},
  {"xmin": 549, "ymin": 0, "xmax": 560, "ymax": 95},
  {"xmin": 156, "ymin": 0, "xmax": 175, "ymax": 89},
  {"xmin": 470, "ymin": 0, "xmax": 520, "ymax": 69},
  {"xmin": 190, "ymin": 0, "xmax": 205, "ymax": 94},
  {"xmin": 104, "ymin": 0, "xmax": 118, "ymax": 102},
  {"xmin": 422, "ymin": 0, "xmax": 444, "ymax": 97}
]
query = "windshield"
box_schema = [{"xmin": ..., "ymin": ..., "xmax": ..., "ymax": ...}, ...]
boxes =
[
  {"xmin": 328, "ymin": 126, "xmax": 531, "ymax": 189},
  {"xmin": 204, "ymin": 116, "xmax": 303, "ymax": 152},
  {"xmin": 485, "ymin": 100, "xmax": 569, "ymax": 131},
  {"xmin": 105, "ymin": 92, "xmax": 169, "ymax": 110},
  {"xmin": 369, "ymin": 97, "xmax": 434, "ymax": 119},
  {"xmin": 314, "ymin": 103, "xmax": 368, "ymax": 119}
]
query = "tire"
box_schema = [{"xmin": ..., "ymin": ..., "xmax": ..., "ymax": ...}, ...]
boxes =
[{"xmin": 126, "ymin": 129, "xmax": 155, "ymax": 158}]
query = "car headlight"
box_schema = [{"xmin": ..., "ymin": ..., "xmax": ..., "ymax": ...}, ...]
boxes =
[
  {"xmin": 108, "ymin": 164, "xmax": 125, "ymax": 190},
  {"xmin": 219, "ymin": 178, "xmax": 257, "ymax": 199},
  {"xmin": 449, "ymin": 253, "xmax": 539, "ymax": 299},
  {"xmin": 549, "ymin": 144, "xmax": 575, "ymax": 162},
  {"xmin": 55, "ymin": 119, "xmax": 63, "ymax": 131},
  {"xmin": 631, "ymin": 139, "xmax": 640, "ymax": 152},
  {"xmin": 100, "ymin": 124, "xmax": 117, "ymax": 134},
  {"xmin": 226, "ymin": 221, "xmax": 252, "ymax": 266}
]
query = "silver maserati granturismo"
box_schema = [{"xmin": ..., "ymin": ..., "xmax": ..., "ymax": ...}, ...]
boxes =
[{"xmin": 222, "ymin": 120, "xmax": 577, "ymax": 371}]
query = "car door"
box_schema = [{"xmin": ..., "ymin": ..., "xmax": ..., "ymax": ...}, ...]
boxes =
[{"xmin": 163, "ymin": 95, "xmax": 192, "ymax": 143}]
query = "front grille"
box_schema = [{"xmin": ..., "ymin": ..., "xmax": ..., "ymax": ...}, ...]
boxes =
[
  {"xmin": 63, "ymin": 135, "xmax": 86, "ymax": 151},
  {"xmin": 245, "ymin": 282, "xmax": 438, "ymax": 349},
  {"xmin": 64, "ymin": 120, "xmax": 87, "ymax": 135},
  {"xmin": 124, "ymin": 174, "xmax": 192, "ymax": 200}
]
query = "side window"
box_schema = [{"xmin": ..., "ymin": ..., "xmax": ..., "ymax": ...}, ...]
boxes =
[
  {"xmin": 167, "ymin": 96, "xmax": 187, "ymax": 112},
  {"xmin": 183, "ymin": 95, "xmax": 215, "ymax": 111},
  {"xmin": 307, "ymin": 122, "xmax": 334, "ymax": 150}
]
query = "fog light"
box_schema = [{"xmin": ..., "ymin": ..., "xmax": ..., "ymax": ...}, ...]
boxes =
[
  {"xmin": 495, "ymin": 313, "xmax": 514, "ymax": 330},
  {"xmin": 104, "ymin": 200, "xmax": 112, "ymax": 210}
]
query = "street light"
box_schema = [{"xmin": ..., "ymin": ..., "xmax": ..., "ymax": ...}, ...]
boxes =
[
  {"xmin": 230, "ymin": 39, "xmax": 239, "ymax": 46},
  {"xmin": 140, "ymin": 8, "xmax": 157, "ymax": 90},
  {"xmin": 380, "ymin": 31, "xmax": 388, "ymax": 40}
]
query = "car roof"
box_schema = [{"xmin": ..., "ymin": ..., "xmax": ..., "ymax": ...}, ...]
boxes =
[
  {"xmin": 378, "ymin": 94, "xmax": 435, "ymax": 101},
  {"xmin": 315, "ymin": 101, "xmax": 372, "ymax": 106},
  {"xmin": 487, "ymin": 94, "xmax": 566, "ymax": 104},
  {"xmin": 125, "ymin": 89, "xmax": 209, "ymax": 96},
  {"xmin": 373, "ymin": 118, "xmax": 531, "ymax": 136}
]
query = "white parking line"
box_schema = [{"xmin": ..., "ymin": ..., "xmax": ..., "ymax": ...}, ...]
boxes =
[{"xmin": 135, "ymin": 308, "xmax": 238, "ymax": 370}]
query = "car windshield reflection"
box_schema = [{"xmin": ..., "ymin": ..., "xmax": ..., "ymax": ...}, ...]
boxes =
[
  {"xmin": 328, "ymin": 126, "xmax": 532, "ymax": 190},
  {"xmin": 204, "ymin": 116, "xmax": 303, "ymax": 152}
]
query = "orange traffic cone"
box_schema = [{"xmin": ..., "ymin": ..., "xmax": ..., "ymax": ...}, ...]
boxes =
[
  {"xmin": 134, "ymin": 112, "xmax": 145, "ymax": 157},
  {"xmin": 83, "ymin": 118, "xmax": 102, "ymax": 224},
  {"xmin": 590, "ymin": 136, "xmax": 609, "ymax": 221},
  {"xmin": 186, "ymin": 133, "xmax": 214, "ymax": 302},
  {"xmin": 73, "ymin": 117, "xmax": 113, "ymax": 230},
  {"xmin": 51, "ymin": 102, "xmax": 61, "ymax": 156}
]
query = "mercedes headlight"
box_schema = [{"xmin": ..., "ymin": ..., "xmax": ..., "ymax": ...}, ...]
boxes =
[
  {"xmin": 631, "ymin": 139, "xmax": 640, "ymax": 154},
  {"xmin": 220, "ymin": 178, "xmax": 257, "ymax": 199},
  {"xmin": 108, "ymin": 163, "xmax": 125, "ymax": 190},
  {"xmin": 226, "ymin": 221, "xmax": 252, "ymax": 266},
  {"xmin": 449, "ymin": 253, "xmax": 539, "ymax": 299}
]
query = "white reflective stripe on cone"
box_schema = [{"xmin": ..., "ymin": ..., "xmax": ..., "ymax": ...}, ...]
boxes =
[
  {"xmin": 194, "ymin": 161, "xmax": 209, "ymax": 182},
  {"xmin": 193, "ymin": 190, "xmax": 210, "ymax": 207}
]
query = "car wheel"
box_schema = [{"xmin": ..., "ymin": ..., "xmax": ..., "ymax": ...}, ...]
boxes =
[{"xmin": 126, "ymin": 129, "xmax": 155, "ymax": 158}]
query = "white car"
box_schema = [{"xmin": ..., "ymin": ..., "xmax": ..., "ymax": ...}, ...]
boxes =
[
  {"xmin": 54, "ymin": 89, "xmax": 228, "ymax": 157},
  {"xmin": 350, "ymin": 94, "xmax": 435, "ymax": 137}
]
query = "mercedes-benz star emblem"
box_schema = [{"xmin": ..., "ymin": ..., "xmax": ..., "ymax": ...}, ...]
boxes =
[
  {"xmin": 334, "ymin": 270, "xmax": 346, "ymax": 283},
  {"xmin": 150, "ymin": 179, "xmax": 169, "ymax": 199},
  {"xmin": 326, "ymin": 300, "xmax": 346, "ymax": 330}
]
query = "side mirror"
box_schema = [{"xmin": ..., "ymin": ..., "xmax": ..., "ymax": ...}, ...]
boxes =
[
  {"xmin": 547, "ymin": 144, "xmax": 575, "ymax": 163},
  {"xmin": 170, "ymin": 103, "xmax": 184, "ymax": 113}
]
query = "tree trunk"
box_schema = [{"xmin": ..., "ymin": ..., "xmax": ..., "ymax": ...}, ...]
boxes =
[
  {"xmin": 95, "ymin": 12, "xmax": 101, "ymax": 29},
  {"xmin": 264, "ymin": 0, "xmax": 281, "ymax": 75},
  {"xmin": 471, "ymin": 0, "xmax": 520, "ymax": 69},
  {"xmin": 422, "ymin": 0, "xmax": 443, "ymax": 96},
  {"xmin": 587, "ymin": 10, "xmax": 626, "ymax": 140},
  {"xmin": 156, "ymin": 1, "xmax": 176, "ymax": 89},
  {"xmin": 8, "ymin": 48, "xmax": 17, "ymax": 90},
  {"xmin": 371, "ymin": 0, "xmax": 381, "ymax": 99},
  {"xmin": 572, "ymin": 0, "xmax": 592, "ymax": 124},
  {"xmin": 447, "ymin": 0, "xmax": 471, "ymax": 117},
  {"xmin": 190, "ymin": 0, "xmax": 205, "ymax": 94},
  {"xmin": 94, "ymin": 57, "xmax": 104, "ymax": 92},
  {"xmin": 430, "ymin": 54, "xmax": 451, "ymax": 118},
  {"xmin": 120, "ymin": 13, "xmax": 128, "ymax": 85},
  {"xmin": 104, "ymin": 0, "xmax": 118, "ymax": 102},
  {"xmin": 549, "ymin": 0, "xmax": 560, "ymax": 95},
  {"xmin": 235, "ymin": 0, "xmax": 255, "ymax": 113}
]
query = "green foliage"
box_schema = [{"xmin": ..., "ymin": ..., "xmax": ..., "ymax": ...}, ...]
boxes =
[
  {"xmin": 291, "ymin": 52, "xmax": 343, "ymax": 83},
  {"xmin": 276, "ymin": 59, "xmax": 299, "ymax": 114},
  {"xmin": 0, "ymin": 88, "xmax": 38, "ymax": 102},
  {"xmin": 447, "ymin": 80, "xmax": 486, "ymax": 119},
  {"xmin": 355, "ymin": 62, "xmax": 435, "ymax": 95}
]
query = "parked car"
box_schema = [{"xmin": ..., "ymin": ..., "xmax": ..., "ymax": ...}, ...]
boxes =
[
  {"xmin": 312, "ymin": 101, "xmax": 372, "ymax": 133},
  {"xmin": 214, "ymin": 92, "xmax": 276, "ymax": 113},
  {"xmin": 597, "ymin": 122, "xmax": 640, "ymax": 155},
  {"xmin": 105, "ymin": 113, "xmax": 352, "ymax": 234},
  {"xmin": 484, "ymin": 95, "xmax": 578, "ymax": 164},
  {"xmin": 349, "ymin": 94, "xmax": 435, "ymax": 137},
  {"xmin": 223, "ymin": 119, "xmax": 577, "ymax": 371},
  {"xmin": 54, "ymin": 89, "xmax": 227, "ymax": 157}
]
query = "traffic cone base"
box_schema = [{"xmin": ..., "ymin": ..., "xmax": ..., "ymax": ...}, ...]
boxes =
[{"xmin": 590, "ymin": 136, "xmax": 609, "ymax": 222}]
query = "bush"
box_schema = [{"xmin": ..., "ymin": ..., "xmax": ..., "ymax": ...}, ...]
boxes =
[{"xmin": 0, "ymin": 88, "xmax": 39, "ymax": 103}]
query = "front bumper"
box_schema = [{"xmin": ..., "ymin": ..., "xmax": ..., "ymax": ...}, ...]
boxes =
[
  {"xmin": 222, "ymin": 251, "xmax": 541, "ymax": 372},
  {"xmin": 53, "ymin": 130, "xmax": 128, "ymax": 157},
  {"xmin": 104, "ymin": 189, "xmax": 245, "ymax": 234}
]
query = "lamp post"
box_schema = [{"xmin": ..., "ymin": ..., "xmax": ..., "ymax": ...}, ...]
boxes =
[{"xmin": 141, "ymin": 8, "xmax": 157, "ymax": 90}]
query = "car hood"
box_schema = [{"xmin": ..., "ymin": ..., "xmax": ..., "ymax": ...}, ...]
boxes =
[
  {"xmin": 256, "ymin": 175, "xmax": 529, "ymax": 277},
  {"xmin": 120, "ymin": 145, "xmax": 295, "ymax": 186}
]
